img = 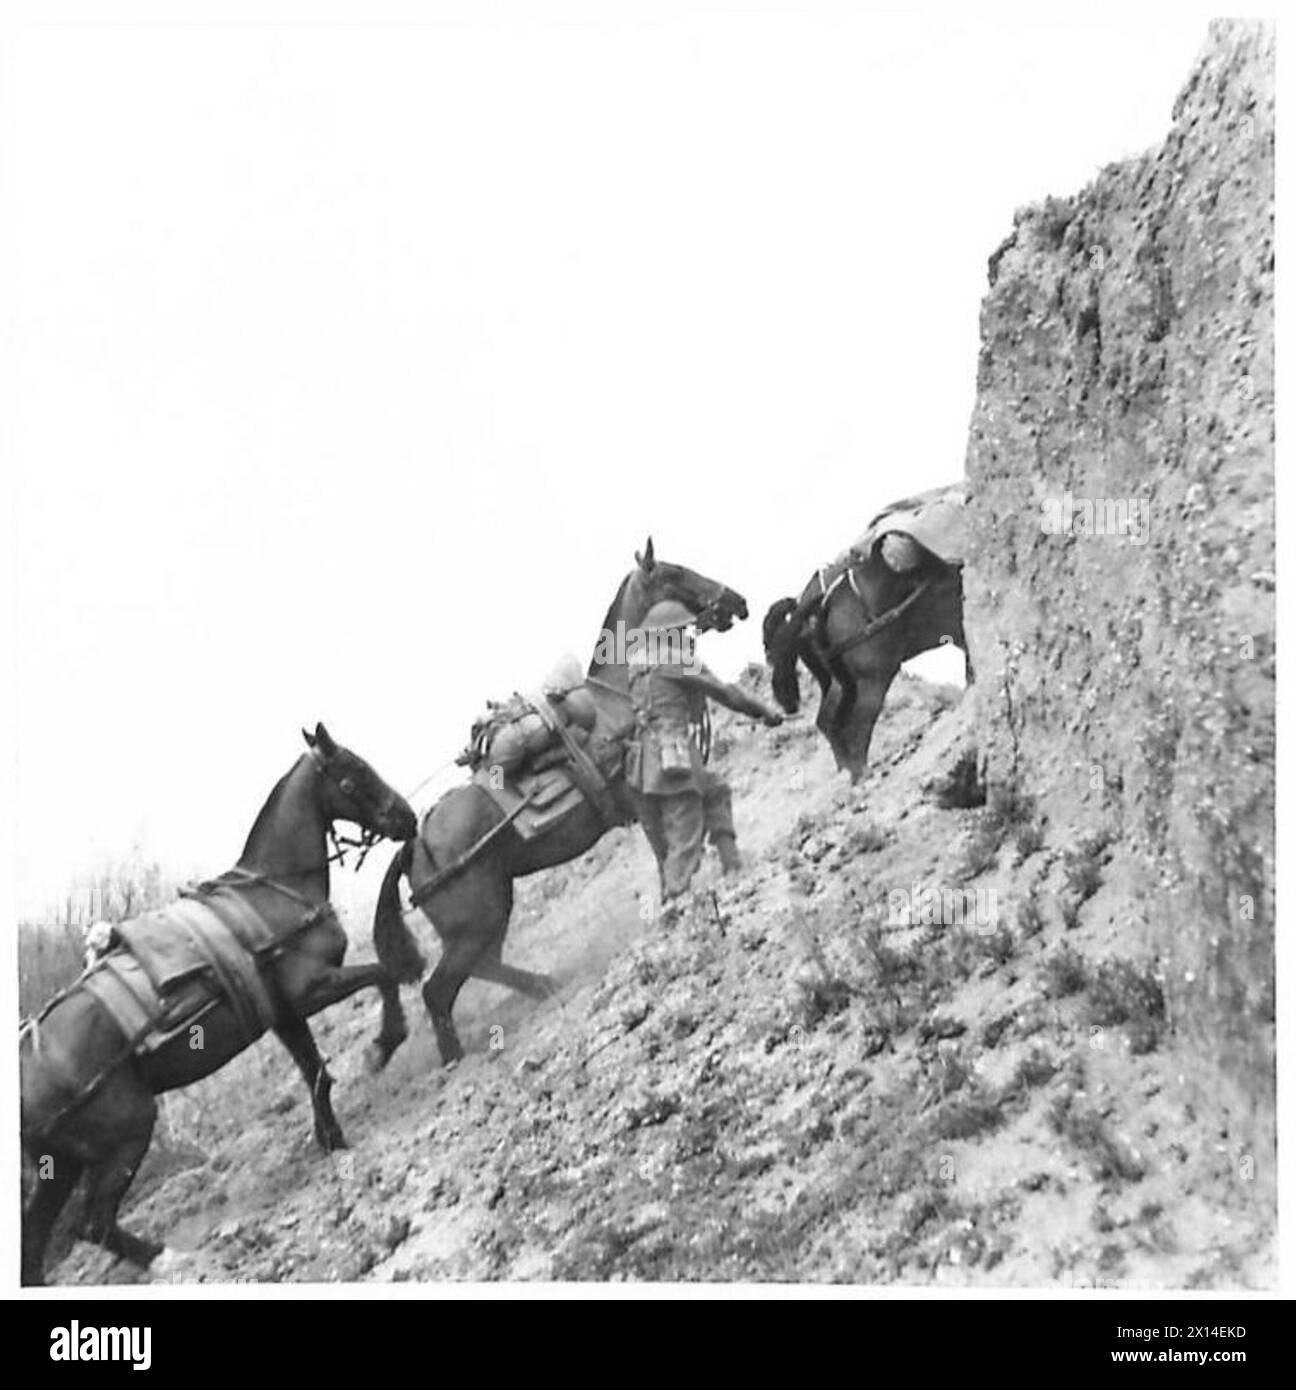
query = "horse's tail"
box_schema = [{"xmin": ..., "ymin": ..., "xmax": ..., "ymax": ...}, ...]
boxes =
[
  {"xmin": 373, "ymin": 841, "xmax": 425, "ymax": 984},
  {"xmin": 764, "ymin": 590, "xmax": 819, "ymax": 713}
]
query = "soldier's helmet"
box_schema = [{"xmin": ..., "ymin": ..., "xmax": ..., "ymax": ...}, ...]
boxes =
[{"xmin": 640, "ymin": 600, "xmax": 698, "ymax": 632}]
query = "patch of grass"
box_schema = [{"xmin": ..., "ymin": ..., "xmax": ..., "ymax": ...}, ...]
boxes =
[
  {"xmin": 987, "ymin": 779, "xmax": 1035, "ymax": 828},
  {"xmin": 979, "ymin": 1012, "xmax": 1015, "ymax": 1049},
  {"xmin": 1016, "ymin": 891, "xmax": 1045, "ymax": 939},
  {"xmin": 931, "ymin": 749, "xmax": 985, "ymax": 810},
  {"xmin": 958, "ymin": 776, "xmax": 1039, "ymax": 880},
  {"xmin": 846, "ymin": 822, "xmax": 889, "ymax": 854},
  {"xmin": 959, "ymin": 817, "xmax": 1003, "ymax": 879},
  {"xmin": 1013, "ymin": 818, "xmax": 1046, "ymax": 861},
  {"xmin": 1041, "ymin": 943, "xmax": 1089, "ymax": 999},
  {"xmin": 1060, "ymin": 831, "xmax": 1113, "ymax": 928},
  {"xmin": 1085, "ymin": 958, "xmax": 1167, "ymax": 1055},
  {"xmin": 1048, "ymin": 1094, "xmax": 1145, "ymax": 1183},
  {"xmin": 859, "ymin": 925, "xmax": 922, "ymax": 990},
  {"xmin": 931, "ymin": 1086, "xmax": 1006, "ymax": 1142},
  {"xmin": 977, "ymin": 924, "xmax": 1016, "ymax": 968},
  {"xmin": 927, "ymin": 927, "xmax": 984, "ymax": 989},
  {"xmin": 1006, "ymin": 1046, "xmax": 1058, "ymax": 1099}
]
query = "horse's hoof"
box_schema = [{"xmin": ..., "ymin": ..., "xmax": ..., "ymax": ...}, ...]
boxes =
[{"xmin": 317, "ymin": 1128, "xmax": 349, "ymax": 1152}]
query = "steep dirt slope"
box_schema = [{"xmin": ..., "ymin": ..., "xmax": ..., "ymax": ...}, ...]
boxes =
[
  {"xmin": 53, "ymin": 666, "xmax": 1271, "ymax": 1288},
  {"xmin": 965, "ymin": 20, "xmax": 1274, "ymax": 1183}
]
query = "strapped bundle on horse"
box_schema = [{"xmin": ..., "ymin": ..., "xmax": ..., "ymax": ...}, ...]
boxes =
[
  {"xmin": 452, "ymin": 654, "xmax": 629, "ymax": 844},
  {"xmin": 21, "ymin": 879, "xmax": 335, "ymax": 1131}
]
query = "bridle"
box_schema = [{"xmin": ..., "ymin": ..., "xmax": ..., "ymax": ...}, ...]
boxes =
[
  {"xmin": 692, "ymin": 593, "xmax": 740, "ymax": 633},
  {"xmin": 306, "ymin": 747, "xmax": 384, "ymax": 870},
  {"xmin": 201, "ymin": 750, "xmax": 385, "ymax": 902}
]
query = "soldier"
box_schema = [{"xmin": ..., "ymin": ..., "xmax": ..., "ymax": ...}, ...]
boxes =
[{"xmin": 625, "ymin": 600, "xmax": 783, "ymax": 913}]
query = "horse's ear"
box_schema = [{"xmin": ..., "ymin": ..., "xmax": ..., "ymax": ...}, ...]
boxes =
[
  {"xmin": 302, "ymin": 727, "xmax": 316, "ymax": 749},
  {"xmin": 635, "ymin": 536, "xmax": 656, "ymax": 571},
  {"xmin": 314, "ymin": 722, "xmax": 339, "ymax": 758}
]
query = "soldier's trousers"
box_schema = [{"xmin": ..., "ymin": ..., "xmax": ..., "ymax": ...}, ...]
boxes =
[{"xmin": 636, "ymin": 772, "xmax": 738, "ymax": 901}]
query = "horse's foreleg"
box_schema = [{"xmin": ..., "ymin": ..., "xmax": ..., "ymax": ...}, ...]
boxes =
[{"xmin": 274, "ymin": 1012, "xmax": 348, "ymax": 1152}]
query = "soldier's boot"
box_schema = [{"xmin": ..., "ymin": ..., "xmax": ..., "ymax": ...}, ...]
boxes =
[{"xmin": 714, "ymin": 833, "xmax": 743, "ymax": 875}]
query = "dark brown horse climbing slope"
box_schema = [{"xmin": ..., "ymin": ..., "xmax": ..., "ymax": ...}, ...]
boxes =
[
  {"xmin": 20, "ymin": 725, "xmax": 416, "ymax": 1285},
  {"xmin": 763, "ymin": 484, "xmax": 970, "ymax": 780},
  {"xmin": 369, "ymin": 539, "xmax": 749, "ymax": 1069}
]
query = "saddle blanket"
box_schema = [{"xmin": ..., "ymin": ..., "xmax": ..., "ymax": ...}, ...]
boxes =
[
  {"xmin": 86, "ymin": 891, "xmax": 287, "ymax": 1052},
  {"xmin": 472, "ymin": 763, "xmax": 588, "ymax": 840}
]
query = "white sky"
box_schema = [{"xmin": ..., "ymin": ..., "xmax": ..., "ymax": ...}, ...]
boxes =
[{"xmin": 5, "ymin": 5, "xmax": 1214, "ymax": 915}]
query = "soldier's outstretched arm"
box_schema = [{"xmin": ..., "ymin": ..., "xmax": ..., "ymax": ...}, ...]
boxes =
[{"xmin": 673, "ymin": 667, "xmax": 783, "ymax": 726}]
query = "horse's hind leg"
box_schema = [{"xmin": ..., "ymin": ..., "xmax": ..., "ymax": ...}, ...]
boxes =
[
  {"xmin": 274, "ymin": 1013, "xmax": 347, "ymax": 1152},
  {"xmin": 469, "ymin": 938, "xmax": 559, "ymax": 1001},
  {"xmin": 80, "ymin": 1085, "xmax": 163, "ymax": 1272},
  {"xmin": 422, "ymin": 855, "xmax": 514, "ymax": 1067},
  {"xmin": 422, "ymin": 935, "xmax": 482, "ymax": 1066},
  {"xmin": 22, "ymin": 1148, "xmax": 82, "ymax": 1285}
]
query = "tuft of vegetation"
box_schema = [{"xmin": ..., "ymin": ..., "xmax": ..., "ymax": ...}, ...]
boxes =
[
  {"xmin": 1006, "ymin": 1047, "xmax": 1059, "ymax": 1098},
  {"xmin": 859, "ymin": 924, "xmax": 922, "ymax": 990},
  {"xmin": 931, "ymin": 749, "xmax": 986, "ymax": 810},
  {"xmin": 1048, "ymin": 1094, "xmax": 1145, "ymax": 1183},
  {"xmin": 1059, "ymin": 831, "xmax": 1113, "ymax": 928},
  {"xmin": 957, "ymin": 776, "xmax": 1039, "ymax": 880},
  {"xmin": 1016, "ymin": 891, "xmax": 1045, "ymax": 939},
  {"xmin": 1041, "ymin": 943, "xmax": 1090, "ymax": 999},
  {"xmin": 978, "ymin": 925, "xmax": 1016, "ymax": 968},
  {"xmin": 1012, "ymin": 817, "xmax": 1046, "ymax": 862},
  {"xmin": 845, "ymin": 822, "xmax": 889, "ymax": 855},
  {"xmin": 931, "ymin": 1086, "xmax": 1006, "ymax": 1142},
  {"xmin": 1085, "ymin": 958, "xmax": 1167, "ymax": 1055}
]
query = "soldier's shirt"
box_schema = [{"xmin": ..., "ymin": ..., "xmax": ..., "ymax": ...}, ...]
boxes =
[{"xmin": 627, "ymin": 653, "xmax": 709, "ymax": 795}]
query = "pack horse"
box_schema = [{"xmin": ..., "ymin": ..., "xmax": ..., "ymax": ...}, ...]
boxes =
[
  {"xmin": 368, "ymin": 539, "xmax": 749, "ymax": 1069},
  {"xmin": 20, "ymin": 725, "xmax": 416, "ymax": 1285},
  {"xmin": 763, "ymin": 484, "xmax": 970, "ymax": 780}
]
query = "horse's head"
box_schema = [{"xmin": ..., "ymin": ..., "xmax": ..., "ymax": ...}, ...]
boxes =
[
  {"xmin": 302, "ymin": 724, "xmax": 417, "ymax": 843},
  {"xmin": 631, "ymin": 536, "xmax": 748, "ymax": 633}
]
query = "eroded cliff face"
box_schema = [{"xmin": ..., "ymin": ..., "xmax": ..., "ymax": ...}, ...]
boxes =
[{"xmin": 965, "ymin": 22, "xmax": 1274, "ymax": 1144}]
